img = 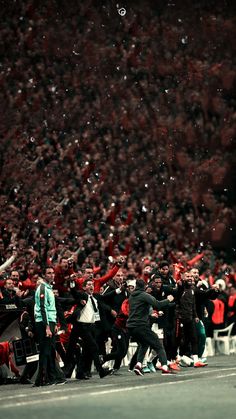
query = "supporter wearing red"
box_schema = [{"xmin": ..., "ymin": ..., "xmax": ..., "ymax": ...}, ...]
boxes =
[
  {"xmin": 206, "ymin": 279, "xmax": 228, "ymax": 336},
  {"xmin": 18, "ymin": 264, "xmax": 40, "ymax": 291},
  {"xmin": 227, "ymin": 286, "xmax": 236, "ymax": 323},
  {"xmin": 0, "ymin": 269, "xmax": 20, "ymax": 290},
  {"xmin": 0, "ymin": 341, "xmax": 20, "ymax": 384},
  {"xmin": 54, "ymin": 257, "xmax": 74, "ymax": 296},
  {"xmin": 75, "ymin": 256, "xmax": 125, "ymax": 294}
]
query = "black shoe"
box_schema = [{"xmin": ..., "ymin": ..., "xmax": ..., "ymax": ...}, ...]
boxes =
[
  {"xmin": 33, "ymin": 382, "xmax": 55, "ymax": 387},
  {"xmin": 5, "ymin": 377, "xmax": 20, "ymax": 384},
  {"xmin": 84, "ymin": 371, "xmax": 92, "ymax": 378},
  {"xmin": 99, "ymin": 355, "xmax": 104, "ymax": 364},
  {"xmin": 99, "ymin": 368, "xmax": 113, "ymax": 379},
  {"xmin": 110, "ymin": 369, "xmax": 122, "ymax": 376},
  {"xmin": 20, "ymin": 378, "xmax": 33, "ymax": 384},
  {"xmin": 76, "ymin": 374, "xmax": 90, "ymax": 380},
  {"xmin": 55, "ymin": 379, "xmax": 68, "ymax": 385}
]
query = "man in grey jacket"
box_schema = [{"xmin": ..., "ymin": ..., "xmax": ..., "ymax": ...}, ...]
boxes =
[{"xmin": 127, "ymin": 279, "xmax": 174, "ymax": 375}]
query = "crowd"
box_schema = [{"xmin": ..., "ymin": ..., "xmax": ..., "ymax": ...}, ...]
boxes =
[
  {"xmin": 0, "ymin": 250, "xmax": 236, "ymax": 385},
  {"xmin": 0, "ymin": 0, "xmax": 235, "ymax": 386}
]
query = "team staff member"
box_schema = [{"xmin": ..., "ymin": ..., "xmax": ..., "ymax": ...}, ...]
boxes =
[
  {"xmin": 68, "ymin": 279, "xmax": 113, "ymax": 379},
  {"xmin": 34, "ymin": 267, "xmax": 66, "ymax": 386},
  {"xmin": 127, "ymin": 279, "xmax": 174, "ymax": 375}
]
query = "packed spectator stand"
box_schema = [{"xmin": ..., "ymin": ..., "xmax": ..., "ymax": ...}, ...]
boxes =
[{"xmin": 0, "ymin": 0, "xmax": 236, "ymax": 386}]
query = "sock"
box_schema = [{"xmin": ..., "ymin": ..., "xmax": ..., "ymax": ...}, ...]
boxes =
[
  {"xmin": 193, "ymin": 355, "xmax": 198, "ymax": 364},
  {"xmin": 156, "ymin": 361, "xmax": 161, "ymax": 369}
]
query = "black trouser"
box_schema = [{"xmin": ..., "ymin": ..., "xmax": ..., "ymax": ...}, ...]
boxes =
[
  {"xmin": 64, "ymin": 325, "xmax": 81, "ymax": 376},
  {"xmin": 21, "ymin": 361, "xmax": 38, "ymax": 381},
  {"xmin": 103, "ymin": 326, "xmax": 129, "ymax": 370},
  {"xmin": 35, "ymin": 321, "xmax": 57, "ymax": 385},
  {"xmin": 128, "ymin": 325, "xmax": 167, "ymax": 366},
  {"xmin": 164, "ymin": 327, "xmax": 178, "ymax": 361},
  {"xmin": 177, "ymin": 319, "xmax": 198, "ymax": 356},
  {"xmin": 72, "ymin": 322, "xmax": 103, "ymax": 375},
  {"xmin": 95, "ymin": 322, "xmax": 109, "ymax": 357}
]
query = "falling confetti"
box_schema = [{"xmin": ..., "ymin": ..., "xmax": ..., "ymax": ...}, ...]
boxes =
[{"xmin": 117, "ymin": 5, "xmax": 126, "ymax": 16}]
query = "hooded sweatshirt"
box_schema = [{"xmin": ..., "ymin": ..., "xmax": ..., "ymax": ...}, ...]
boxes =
[{"xmin": 127, "ymin": 288, "xmax": 171, "ymax": 329}]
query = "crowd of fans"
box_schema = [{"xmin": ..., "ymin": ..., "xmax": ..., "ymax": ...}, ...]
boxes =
[
  {"xmin": 0, "ymin": 0, "xmax": 235, "ymax": 385},
  {"xmin": 0, "ymin": 253, "xmax": 235, "ymax": 385}
]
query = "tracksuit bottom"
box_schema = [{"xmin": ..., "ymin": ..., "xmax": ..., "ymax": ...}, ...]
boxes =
[
  {"xmin": 35, "ymin": 321, "xmax": 57, "ymax": 386},
  {"xmin": 128, "ymin": 325, "xmax": 167, "ymax": 366},
  {"xmin": 103, "ymin": 326, "xmax": 129, "ymax": 370}
]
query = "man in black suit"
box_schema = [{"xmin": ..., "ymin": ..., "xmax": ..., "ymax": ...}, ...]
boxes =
[{"xmin": 67, "ymin": 279, "xmax": 113, "ymax": 379}]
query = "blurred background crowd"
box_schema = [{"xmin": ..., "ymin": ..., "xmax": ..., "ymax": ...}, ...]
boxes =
[{"xmin": 0, "ymin": 0, "xmax": 235, "ymax": 293}]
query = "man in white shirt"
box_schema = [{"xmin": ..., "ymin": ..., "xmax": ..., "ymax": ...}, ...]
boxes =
[{"xmin": 70, "ymin": 279, "xmax": 112, "ymax": 379}]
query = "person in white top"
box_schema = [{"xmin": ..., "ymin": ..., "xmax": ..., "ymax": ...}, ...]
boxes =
[{"xmin": 69, "ymin": 279, "xmax": 113, "ymax": 379}]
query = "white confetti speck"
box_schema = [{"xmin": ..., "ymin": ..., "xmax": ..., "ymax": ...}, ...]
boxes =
[
  {"xmin": 117, "ymin": 7, "xmax": 126, "ymax": 16},
  {"xmin": 181, "ymin": 36, "xmax": 188, "ymax": 44}
]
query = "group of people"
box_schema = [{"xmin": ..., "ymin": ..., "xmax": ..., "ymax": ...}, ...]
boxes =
[
  {"xmin": 0, "ymin": 248, "xmax": 235, "ymax": 386},
  {"xmin": 0, "ymin": 0, "xmax": 235, "ymax": 388},
  {"xmin": 0, "ymin": 1, "xmax": 235, "ymax": 281}
]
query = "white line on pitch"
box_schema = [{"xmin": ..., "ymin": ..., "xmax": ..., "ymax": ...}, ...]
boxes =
[
  {"xmin": 1, "ymin": 380, "xmax": 196, "ymax": 408},
  {"xmin": 0, "ymin": 383, "xmax": 114, "ymax": 401},
  {"xmin": 1, "ymin": 366, "xmax": 236, "ymax": 406}
]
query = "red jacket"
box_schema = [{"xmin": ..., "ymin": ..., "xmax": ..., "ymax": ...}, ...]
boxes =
[
  {"xmin": 75, "ymin": 265, "xmax": 120, "ymax": 293},
  {"xmin": 228, "ymin": 294, "xmax": 236, "ymax": 318},
  {"xmin": 212, "ymin": 299, "xmax": 225, "ymax": 325},
  {"xmin": 0, "ymin": 342, "xmax": 20, "ymax": 376},
  {"xmin": 54, "ymin": 265, "xmax": 74, "ymax": 294}
]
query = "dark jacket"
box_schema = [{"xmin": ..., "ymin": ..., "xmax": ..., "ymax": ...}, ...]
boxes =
[
  {"xmin": 149, "ymin": 285, "xmax": 176, "ymax": 329},
  {"xmin": 69, "ymin": 288, "xmax": 113, "ymax": 331},
  {"xmin": 156, "ymin": 271, "xmax": 176, "ymax": 287},
  {"xmin": 194, "ymin": 286, "xmax": 218, "ymax": 320},
  {"xmin": 175, "ymin": 285, "xmax": 197, "ymax": 322},
  {"xmin": 0, "ymin": 289, "xmax": 22, "ymax": 307},
  {"xmin": 127, "ymin": 289, "xmax": 172, "ymax": 329}
]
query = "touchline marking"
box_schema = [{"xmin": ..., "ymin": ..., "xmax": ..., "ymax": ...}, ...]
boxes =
[
  {"xmin": 176, "ymin": 367, "xmax": 236, "ymax": 376},
  {"xmin": 1, "ymin": 367, "xmax": 236, "ymax": 407},
  {"xmin": 0, "ymin": 383, "xmax": 115, "ymax": 401},
  {"xmin": 216, "ymin": 373, "xmax": 236, "ymax": 379},
  {"xmin": 1, "ymin": 380, "xmax": 195, "ymax": 408}
]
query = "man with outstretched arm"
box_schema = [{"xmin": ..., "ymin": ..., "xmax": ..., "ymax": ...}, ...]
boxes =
[{"xmin": 127, "ymin": 279, "xmax": 175, "ymax": 375}]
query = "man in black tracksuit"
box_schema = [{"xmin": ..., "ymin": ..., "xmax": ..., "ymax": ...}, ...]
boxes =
[
  {"xmin": 191, "ymin": 268, "xmax": 219, "ymax": 358},
  {"xmin": 175, "ymin": 271, "xmax": 207, "ymax": 367},
  {"xmin": 127, "ymin": 279, "xmax": 174, "ymax": 375},
  {"xmin": 147, "ymin": 277, "xmax": 177, "ymax": 362}
]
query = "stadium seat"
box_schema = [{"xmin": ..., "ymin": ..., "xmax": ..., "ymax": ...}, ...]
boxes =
[
  {"xmin": 203, "ymin": 337, "xmax": 215, "ymax": 357},
  {"xmin": 213, "ymin": 323, "xmax": 235, "ymax": 355},
  {"xmin": 229, "ymin": 335, "xmax": 236, "ymax": 354}
]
